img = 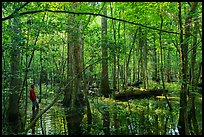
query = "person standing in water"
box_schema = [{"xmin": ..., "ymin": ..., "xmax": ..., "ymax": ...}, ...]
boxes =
[{"xmin": 30, "ymin": 84, "xmax": 39, "ymax": 114}]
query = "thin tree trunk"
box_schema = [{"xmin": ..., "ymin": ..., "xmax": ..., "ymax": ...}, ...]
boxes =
[
  {"xmin": 117, "ymin": 11, "xmax": 121, "ymax": 92},
  {"xmin": 123, "ymin": 19, "xmax": 127, "ymax": 89},
  {"xmin": 143, "ymin": 30, "xmax": 148, "ymax": 88},
  {"xmin": 110, "ymin": 2, "xmax": 117, "ymax": 91},
  {"xmin": 159, "ymin": 14, "xmax": 165, "ymax": 89},
  {"xmin": 167, "ymin": 47, "xmax": 172, "ymax": 82},
  {"xmin": 159, "ymin": 13, "xmax": 173, "ymax": 111},
  {"xmin": 23, "ymin": 16, "xmax": 30, "ymax": 131},
  {"xmin": 39, "ymin": 38, "xmax": 42, "ymax": 104},
  {"xmin": 133, "ymin": 44, "xmax": 136, "ymax": 83},
  {"xmin": 126, "ymin": 28, "xmax": 138, "ymax": 84},
  {"xmin": 152, "ymin": 33, "xmax": 158, "ymax": 82},
  {"xmin": 82, "ymin": 33, "xmax": 92, "ymax": 135},
  {"xmin": 138, "ymin": 27, "xmax": 143, "ymax": 82}
]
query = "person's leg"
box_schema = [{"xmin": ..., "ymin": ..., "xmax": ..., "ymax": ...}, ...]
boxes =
[
  {"xmin": 36, "ymin": 101, "xmax": 39, "ymax": 111},
  {"xmin": 33, "ymin": 100, "xmax": 39, "ymax": 111},
  {"xmin": 32, "ymin": 102, "xmax": 35, "ymax": 114}
]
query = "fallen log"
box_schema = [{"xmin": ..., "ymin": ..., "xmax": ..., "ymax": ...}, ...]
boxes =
[
  {"xmin": 156, "ymin": 96, "xmax": 179, "ymax": 101},
  {"xmin": 128, "ymin": 81, "xmax": 143, "ymax": 88},
  {"xmin": 113, "ymin": 87, "xmax": 168, "ymax": 100}
]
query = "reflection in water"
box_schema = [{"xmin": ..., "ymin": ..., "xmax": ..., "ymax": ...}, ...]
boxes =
[
  {"xmin": 26, "ymin": 97, "xmax": 201, "ymax": 135},
  {"xmin": 27, "ymin": 103, "xmax": 180, "ymax": 135},
  {"xmin": 27, "ymin": 104, "xmax": 68, "ymax": 135},
  {"xmin": 64, "ymin": 108, "xmax": 84, "ymax": 135},
  {"xmin": 30, "ymin": 109, "xmax": 38, "ymax": 135},
  {"xmin": 40, "ymin": 115, "xmax": 45, "ymax": 135},
  {"xmin": 169, "ymin": 127, "xmax": 179, "ymax": 135}
]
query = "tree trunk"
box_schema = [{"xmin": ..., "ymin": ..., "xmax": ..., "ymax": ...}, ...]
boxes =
[
  {"xmin": 152, "ymin": 33, "xmax": 158, "ymax": 82},
  {"xmin": 23, "ymin": 16, "xmax": 30, "ymax": 131},
  {"xmin": 188, "ymin": 15, "xmax": 200, "ymax": 135},
  {"xmin": 39, "ymin": 39, "xmax": 42, "ymax": 104},
  {"xmin": 117, "ymin": 11, "xmax": 121, "ymax": 92},
  {"xmin": 143, "ymin": 30, "xmax": 148, "ymax": 89},
  {"xmin": 100, "ymin": 4, "xmax": 110, "ymax": 135},
  {"xmin": 82, "ymin": 37, "xmax": 92, "ymax": 135},
  {"xmin": 100, "ymin": 5, "xmax": 110, "ymax": 97},
  {"xmin": 167, "ymin": 47, "xmax": 172, "ymax": 82},
  {"xmin": 159, "ymin": 13, "xmax": 172, "ymax": 111},
  {"xmin": 178, "ymin": 2, "xmax": 198, "ymax": 135},
  {"xmin": 133, "ymin": 43, "xmax": 136, "ymax": 83},
  {"xmin": 126, "ymin": 28, "xmax": 138, "ymax": 86},
  {"xmin": 7, "ymin": 8, "xmax": 22, "ymax": 134},
  {"xmin": 63, "ymin": 29, "xmax": 73, "ymax": 107},
  {"xmin": 138, "ymin": 27, "xmax": 143, "ymax": 82},
  {"xmin": 110, "ymin": 2, "xmax": 117, "ymax": 91},
  {"xmin": 159, "ymin": 14, "xmax": 165, "ymax": 89},
  {"xmin": 123, "ymin": 19, "xmax": 128, "ymax": 89},
  {"xmin": 65, "ymin": 3, "xmax": 85, "ymax": 135}
]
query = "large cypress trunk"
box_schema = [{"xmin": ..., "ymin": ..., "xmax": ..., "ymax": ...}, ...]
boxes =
[
  {"xmin": 7, "ymin": 9, "xmax": 22, "ymax": 134},
  {"xmin": 65, "ymin": 3, "xmax": 85, "ymax": 135}
]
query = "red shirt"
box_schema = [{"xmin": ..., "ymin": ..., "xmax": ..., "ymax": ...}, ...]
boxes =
[{"xmin": 30, "ymin": 88, "xmax": 36, "ymax": 101}]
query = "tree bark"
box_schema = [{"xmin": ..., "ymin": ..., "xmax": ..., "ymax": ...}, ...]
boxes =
[
  {"xmin": 143, "ymin": 30, "xmax": 148, "ymax": 89},
  {"xmin": 82, "ymin": 38, "xmax": 92, "ymax": 135},
  {"xmin": 178, "ymin": 2, "xmax": 198, "ymax": 135},
  {"xmin": 100, "ymin": 4, "xmax": 110, "ymax": 97},
  {"xmin": 110, "ymin": 2, "xmax": 117, "ymax": 91},
  {"xmin": 159, "ymin": 14, "xmax": 165, "ymax": 89},
  {"xmin": 138, "ymin": 27, "xmax": 144, "ymax": 82},
  {"xmin": 7, "ymin": 6, "xmax": 22, "ymax": 134},
  {"xmin": 64, "ymin": 3, "xmax": 85, "ymax": 135},
  {"xmin": 167, "ymin": 47, "xmax": 172, "ymax": 82},
  {"xmin": 188, "ymin": 13, "xmax": 200, "ymax": 136},
  {"xmin": 152, "ymin": 33, "xmax": 159, "ymax": 82},
  {"xmin": 117, "ymin": 12, "xmax": 121, "ymax": 92}
]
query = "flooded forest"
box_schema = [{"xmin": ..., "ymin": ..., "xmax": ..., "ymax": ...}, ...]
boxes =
[{"xmin": 2, "ymin": 2, "xmax": 202, "ymax": 135}]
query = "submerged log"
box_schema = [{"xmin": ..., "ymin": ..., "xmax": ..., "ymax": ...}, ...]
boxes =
[{"xmin": 113, "ymin": 87, "xmax": 168, "ymax": 100}]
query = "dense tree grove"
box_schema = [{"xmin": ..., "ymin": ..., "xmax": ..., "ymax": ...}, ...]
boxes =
[{"xmin": 2, "ymin": 2, "xmax": 202, "ymax": 135}]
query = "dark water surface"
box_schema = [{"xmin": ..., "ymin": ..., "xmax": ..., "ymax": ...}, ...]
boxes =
[{"xmin": 26, "ymin": 95, "xmax": 202, "ymax": 135}]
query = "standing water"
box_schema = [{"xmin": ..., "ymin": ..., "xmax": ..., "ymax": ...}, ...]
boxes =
[{"xmin": 25, "ymin": 95, "xmax": 202, "ymax": 135}]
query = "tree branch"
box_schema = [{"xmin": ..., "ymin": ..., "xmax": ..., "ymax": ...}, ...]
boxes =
[
  {"xmin": 2, "ymin": 9, "xmax": 187, "ymax": 35},
  {"xmin": 2, "ymin": 2, "xmax": 30, "ymax": 19}
]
